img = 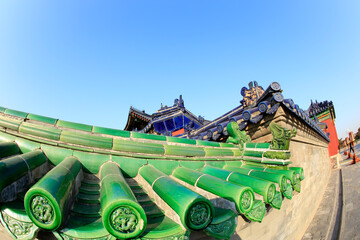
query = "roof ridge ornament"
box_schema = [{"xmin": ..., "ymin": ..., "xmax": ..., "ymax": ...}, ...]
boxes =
[
  {"xmin": 240, "ymin": 81, "xmax": 265, "ymax": 108},
  {"xmin": 226, "ymin": 122, "xmax": 251, "ymax": 149},
  {"xmin": 269, "ymin": 122, "xmax": 297, "ymax": 150}
]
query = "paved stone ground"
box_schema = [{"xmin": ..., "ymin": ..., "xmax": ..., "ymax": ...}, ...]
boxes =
[
  {"xmin": 302, "ymin": 169, "xmax": 341, "ymax": 240},
  {"xmin": 302, "ymin": 144, "xmax": 360, "ymax": 240},
  {"xmin": 339, "ymin": 162, "xmax": 360, "ymax": 240}
]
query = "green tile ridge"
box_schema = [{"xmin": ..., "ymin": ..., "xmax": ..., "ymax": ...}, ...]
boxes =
[
  {"xmin": 27, "ymin": 113, "xmax": 58, "ymax": 125},
  {"xmin": 4, "ymin": 109, "xmax": 28, "ymax": 119},
  {"xmin": 56, "ymin": 120, "xmax": 93, "ymax": 132},
  {"xmin": 0, "ymin": 106, "xmax": 6, "ymax": 112}
]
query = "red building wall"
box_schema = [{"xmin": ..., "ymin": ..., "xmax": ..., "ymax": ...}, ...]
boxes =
[{"xmin": 322, "ymin": 118, "xmax": 339, "ymax": 157}]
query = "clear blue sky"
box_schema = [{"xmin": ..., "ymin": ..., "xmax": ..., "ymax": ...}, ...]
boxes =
[{"xmin": 0, "ymin": 1, "xmax": 359, "ymax": 139}]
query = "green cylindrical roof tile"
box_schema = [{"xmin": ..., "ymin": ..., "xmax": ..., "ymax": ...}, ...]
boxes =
[
  {"xmin": 131, "ymin": 132, "xmax": 166, "ymax": 141},
  {"xmin": 0, "ymin": 106, "xmax": 6, "ymax": 112},
  {"xmin": 232, "ymin": 149, "xmax": 243, "ymax": 156},
  {"xmin": 205, "ymin": 148, "xmax": 234, "ymax": 157},
  {"xmin": 100, "ymin": 162, "xmax": 147, "ymax": 239},
  {"xmin": 0, "ymin": 131, "xmax": 16, "ymax": 142},
  {"xmin": 219, "ymin": 143, "xmax": 235, "ymax": 148},
  {"xmin": 113, "ymin": 139, "xmax": 165, "ymax": 155},
  {"xmin": 0, "ymin": 116, "xmax": 22, "ymax": 131},
  {"xmin": 27, "ymin": 113, "xmax": 58, "ymax": 124},
  {"xmin": 92, "ymin": 126, "xmax": 130, "ymax": 137},
  {"xmin": 255, "ymin": 143, "xmax": 271, "ymax": 149},
  {"xmin": 19, "ymin": 122, "xmax": 61, "ymax": 141},
  {"xmin": 166, "ymin": 136, "xmax": 196, "ymax": 145},
  {"xmin": 60, "ymin": 130, "xmax": 113, "ymax": 149},
  {"xmin": 245, "ymin": 143, "xmax": 257, "ymax": 148},
  {"xmin": 56, "ymin": 120, "xmax": 93, "ymax": 132},
  {"xmin": 165, "ymin": 145, "xmax": 206, "ymax": 157},
  {"xmin": 196, "ymin": 140, "xmax": 221, "ymax": 147},
  {"xmin": 4, "ymin": 109, "xmax": 28, "ymax": 118},
  {"xmin": 0, "ymin": 142, "xmax": 20, "ymax": 158}
]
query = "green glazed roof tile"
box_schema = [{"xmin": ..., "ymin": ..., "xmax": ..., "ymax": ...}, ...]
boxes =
[
  {"xmin": 41, "ymin": 144, "xmax": 73, "ymax": 166},
  {"xmin": 166, "ymin": 136, "xmax": 196, "ymax": 145},
  {"xmin": 73, "ymin": 151, "xmax": 110, "ymax": 174},
  {"xmin": 15, "ymin": 138, "xmax": 41, "ymax": 153},
  {"xmin": 19, "ymin": 122, "xmax": 61, "ymax": 141},
  {"xmin": 196, "ymin": 140, "xmax": 221, "ymax": 147},
  {"xmin": 27, "ymin": 113, "xmax": 58, "ymax": 124},
  {"xmin": 179, "ymin": 161, "xmax": 205, "ymax": 171},
  {"xmin": 131, "ymin": 131, "xmax": 167, "ymax": 141},
  {"xmin": 0, "ymin": 106, "xmax": 6, "ymax": 112},
  {"xmin": 219, "ymin": 143, "xmax": 235, "ymax": 148},
  {"xmin": 164, "ymin": 145, "xmax": 206, "ymax": 157},
  {"xmin": 112, "ymin": 156, "xmax": 147, "ymax": 178},
  {"xmin": 92, "ymin": 126, "xmax": 130, "ymax": 137},
  {"xmin": 0, "ymin": 116, "xmax": 22, "ymax": 131},
  {"xmin": 205, "ymin": 148, "xmax": 234, "ymax": 157},
  {"xmin": 148, "ymin": 159, "xmax": 179, "ymax": 175},
  {"xmin": 113, "ymin": 139, "xmax": 165, "ymax": 155},
  {"xmin": 0, "ymin": 131, "xmax": 17, "ymax": 142},
  {"xmin": 4, "ymin": 109, "xmax": 28, "ymax": 118},
  {"xmin": 60, "ymin": 130, "xmax": 113, "ymax": 149},
  {"xmin": 256, "ymin": 143, "xmax": 271, "ymax": 149},
  {"xmin": 205, "ymin": 161, "xmax": 226, "ymax": 168},
  {"xmin": 245, "ymin": 143, "xmax": 257, "ymax": 148},
  {"xmin": 58, "ymin": 143, "xmax": 94, "ymax": 152},
  {"xmin": 56, "ymin": 120, "xmax": 93, "ymax": 132}
]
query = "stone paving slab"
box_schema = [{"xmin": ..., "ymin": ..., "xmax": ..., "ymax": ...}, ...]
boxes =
[
  {"xmin": 339, "ymin": 163, "xmax": 360, "ymax": 240},
  {"xmin": 302, "ymin": 169, "xmax": 341, "ymax": 240}
]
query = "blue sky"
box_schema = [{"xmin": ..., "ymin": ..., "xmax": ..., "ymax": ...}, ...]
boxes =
[{"xmin": 0, "ymin": 1, "xmax": 359, "ymax": 139}]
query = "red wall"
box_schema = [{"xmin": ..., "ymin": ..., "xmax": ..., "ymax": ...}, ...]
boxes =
[{"xmin": 322, "ymin": 118, "xmax": 339, "ymax": 157}]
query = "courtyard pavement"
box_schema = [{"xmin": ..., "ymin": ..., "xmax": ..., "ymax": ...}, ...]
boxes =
[{"xmin": 302, "ymin": 144, "xmax": 360, "ymax": 240}]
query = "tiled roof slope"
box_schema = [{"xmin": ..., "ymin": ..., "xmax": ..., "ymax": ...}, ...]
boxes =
[
  {"xmin": 0, "ymin": 105, "xmax": 303, "ymax": 239},
  {"xmin": 306, "ymin": 100, "xmax": 335, "ymax": 118},
  {"xmin": 183, "ymin": 82, "xmax": 330, "ymax": 142}
]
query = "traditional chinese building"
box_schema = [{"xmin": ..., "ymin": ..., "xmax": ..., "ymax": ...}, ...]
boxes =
[
  {"xmin": 307, "ymin": 100, "xmax": 339, "ymax": 159},
  {"xmin": 124, "ymin": 95, "xmax": 207, "ymax": 136}
]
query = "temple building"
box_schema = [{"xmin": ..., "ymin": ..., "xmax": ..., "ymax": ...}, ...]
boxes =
[
  {"xmin": 125, "ymin": 95, "xmax": 207, "ymax": 136},
  {"xmin": 307, "ymin": 100, "xmax": 340, "ymax": 160}
]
